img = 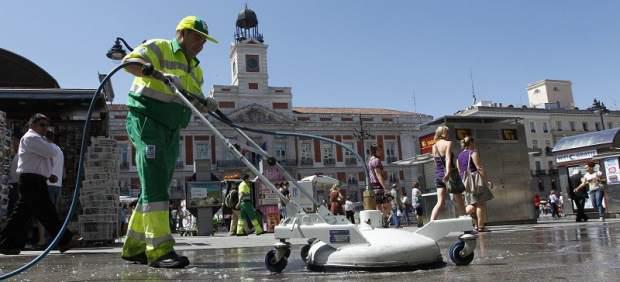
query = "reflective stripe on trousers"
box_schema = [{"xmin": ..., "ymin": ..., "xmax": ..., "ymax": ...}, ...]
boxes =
[{"xmin": 122, "ymin": 203, "xmax": 175, "ymax": 262}]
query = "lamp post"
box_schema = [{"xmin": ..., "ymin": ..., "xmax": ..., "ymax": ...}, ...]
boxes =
[
  {"xmin": 352, "ymin": 113, "xmax": 376, "ymax": 210},
  {"xmin": 106, "ymin": 37, "xmax": 134, "ymax": 60},
  {"xmin": 588, "ymin": 98, "xmax": 610, "ymax": 130}
]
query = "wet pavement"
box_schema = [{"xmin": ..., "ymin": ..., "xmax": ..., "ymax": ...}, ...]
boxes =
[{"xmin": 2, "ymin": 219, "xmax": 620, "ymax": 281}]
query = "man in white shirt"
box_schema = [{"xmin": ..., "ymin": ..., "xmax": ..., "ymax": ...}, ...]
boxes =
[
  {"xmin": 344, "ymin": 197, "xmax": 355, "ymax": 224},
  {"xmin": 0, "ymin": 114, "xmax": 78, "ymax": 255}
]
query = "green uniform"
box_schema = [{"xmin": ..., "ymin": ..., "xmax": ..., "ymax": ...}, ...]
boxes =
[
  {"xmin": 121, "ymin": 38, "xmax": 204, "ymax": 263},
  {"xmin": 237, "ymin": 180, "xmax": 263, "ymax": 235}
]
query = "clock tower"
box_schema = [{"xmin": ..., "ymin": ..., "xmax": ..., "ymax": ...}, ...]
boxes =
[
  {"xmin": 230, "ymin": 6, "xmax": 268, "ymax": 90},
  {"xmin": 210, "ymin": 6, "xmax": 293, "ymax": 116}
]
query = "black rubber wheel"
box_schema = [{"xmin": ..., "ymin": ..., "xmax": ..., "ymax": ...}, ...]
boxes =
[
  {"xmin": 265, "ymin": 249, "xmax": 288, "ymax": 273},
  {"xmin": 448, "ymin": 241, "xmax": 474, "ymax": 266},
  {"xmin": 300, "ymin": 244, "xmax": 311, "ymax": 263}
]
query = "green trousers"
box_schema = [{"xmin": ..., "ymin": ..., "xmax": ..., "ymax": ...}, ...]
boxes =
[
  {"xmin": 122, "ymin": 111, "xmax": 180, "ymax": 263},
  {"xmin": 237, "ymin": 201, "xmax": 263, "ymax": 235}
]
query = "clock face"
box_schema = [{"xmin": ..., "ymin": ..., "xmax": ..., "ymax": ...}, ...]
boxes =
[{"xmin": 246, "ymin": 55, "xmax": 259, "ymax": 72}]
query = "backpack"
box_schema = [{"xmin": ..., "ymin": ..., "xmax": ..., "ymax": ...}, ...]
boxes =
[{"xmin": 225, "ymin": 190, "xmax": 239, "ymax": 209}]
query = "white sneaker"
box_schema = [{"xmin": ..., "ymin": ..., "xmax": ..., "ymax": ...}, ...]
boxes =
[{"xmin": 600, "ymin": 217, "xmax": 605, "ymax": 222}]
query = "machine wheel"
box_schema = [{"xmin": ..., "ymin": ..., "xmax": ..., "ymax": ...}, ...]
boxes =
[
  {"xmin": 300, "ymin": 244, "xmax": 311, "ymax": 263},
  {"xmin": 265, "ymin": 250, "xmax": 288, "ymax": 273},
  {"xmin": 448, "ymin": 241, "xmax": 474, "ymax": 266}
]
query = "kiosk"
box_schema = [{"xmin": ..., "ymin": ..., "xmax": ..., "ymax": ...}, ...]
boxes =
[
  {"xmin": 552, "ymin": 127, "xmax": 620, "ymax": 217},
  {"xmin": 397, "ymin": 116, "xmax": 535, "ymax": 224},
  {"xmin": 186, "ymin": 181, "xmax": 223, "ymax": 235}
]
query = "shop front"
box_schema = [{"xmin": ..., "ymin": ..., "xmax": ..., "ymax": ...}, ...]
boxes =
[{"xmin": 552, "ymin": 127, "xmax": 620, "ymax": 218}]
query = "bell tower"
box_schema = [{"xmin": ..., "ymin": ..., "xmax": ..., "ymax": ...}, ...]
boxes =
[{"xmin": 230, "ymin": 5, "xmax": 269, "ymax": 91}]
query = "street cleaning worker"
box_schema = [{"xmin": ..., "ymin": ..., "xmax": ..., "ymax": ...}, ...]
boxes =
[
  {"xmin": 119, "ymin": 15, "xmax": 219, "ymax": 269},
  {"xmin": 237, "ymin": 174, "xmax": 264, "ymax": 235}
]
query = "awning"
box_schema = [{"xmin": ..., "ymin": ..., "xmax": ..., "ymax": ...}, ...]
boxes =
[
  {"xmin": 392, "ymin": 153, "xmax": 434, "ymax": 166},
  {"xmin": 552, "ymin": 128, "xmax": 620, "ymax": 153}
]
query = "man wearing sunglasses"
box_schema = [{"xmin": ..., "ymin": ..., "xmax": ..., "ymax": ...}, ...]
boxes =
[{"xmin": 0, "ymin": 113, "xmax": 79, "ymax": 255}]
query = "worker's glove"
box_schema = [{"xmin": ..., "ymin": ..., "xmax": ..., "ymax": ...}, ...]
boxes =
[
  {"xmin": 163, "ymin": 73, "xmax": 183, "ymax": 90},
  {"xmin": 190, "ymin": 96, "xmax": 218, "ymax": 113}
]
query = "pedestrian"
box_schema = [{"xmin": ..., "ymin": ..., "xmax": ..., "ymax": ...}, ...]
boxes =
[
  {"xmin": 401, "ymin": 191, "xmax": 412, "ymax": 226},
  {"xmin": 344, "ymin": 197, "xmax": 355, "ymax": 224},
  {"xmin": 0, "ymin": 113, "xmax": 80, "ymax": 255},
  {"xmin": 574, "ymin": 161, "xmax": 606, "ymax": 222},
  {"xmin": 368, "ymin": 144, "xmax": 391, "ymax": 227},
  {"xmin": 411, "ymin": 182, "xmax": 424, "ymax": 227},
  {"xmin": 278, "ymin": 182, "xmax": 290, "ymax": 220},
  {"xmin": 457, "ymin": 136, "xmax": 494, "ymax": 232},
  {"xmin": 119, "ymin": 15, "xmax": 219, "ymax": 268},
  {"xmin": 549, "ymin": 190, "xmax": 559, "ymax": 219},
  {"xmin": 533, "ymin": 194, "xmax": 541, "ymax": 218},
  {"xmin": 224, "ymin": 184, "xmax": 249, "ymax": 236},
  {"xmin": 430, "ymin": 126, "xmax": 465, "ymax": 220},
  {"xmin": 568, "ymin": 170, "xmax": 588, "ymax": 222},
  {"xmin": 329, "ymin": 184, "xmax": 345, "ymax": 215},
  {"xmin": 237, "ymin": 175, "xmax": 264, "ymax": 235},
  {"xmin": 34, "ymin": 128, "xmax": 64, "ymax": 248},
  {"xmin": 389, "ymin": 184, "xmax": 402, "ymax": 228}
]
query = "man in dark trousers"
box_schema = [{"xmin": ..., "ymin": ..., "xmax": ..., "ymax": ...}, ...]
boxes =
[
  {"xmin": 0, "ymin": 113, "xmax": 79, "ymax": 255},
  {"xmin": 569, "ymin": 170, "xmax": 588, "ymax": 222}
]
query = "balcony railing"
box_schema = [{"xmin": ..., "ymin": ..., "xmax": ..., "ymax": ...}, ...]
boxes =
[
  {"xmin": 323, "ymin": 158, "xmax": 336, "ymax": 166},
  {"xmin": 528, "ymin": 148, "xmax": 542, "ymax": 156},
  {"xmin": 345, "ymin": 158, "xmax": 357, "ymax": 165},
  {"xmin": 386, "ymin": 156, "xmax": 398, "ymax": 163},
  {"xmin": 532, "ymin": 169, "xmax": 547, "ymax": 176},
  {"xmin": 277, "ymin": 159, "xmax": 298, "ymax": 166},
  {"xmin": 544, "ymin": 147, "xmax": 554, "ymax": 156},
  {"xmin": 548, "ymin": 169, "xmax": 558, "ymax": 175},
  {"xmin": 300, "ymin": 158, "xmax": 314, "ymax": 166},
  {"xmin": 217, "ymin": 160, "xmax": 244, "ymax": 168}
]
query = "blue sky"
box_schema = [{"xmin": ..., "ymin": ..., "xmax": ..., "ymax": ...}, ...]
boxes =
[{"xmin": 2, "ymin": 1, "xmax": 619, "ymax": 118}]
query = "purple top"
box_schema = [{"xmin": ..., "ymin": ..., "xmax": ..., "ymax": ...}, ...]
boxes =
[
  {"xmin": 368, "ymin": 156, "xmax": 383, "ymax": 188},
  {"xmin": 457, "ymin": 149, "xmax": 478, "ymax": 178}
]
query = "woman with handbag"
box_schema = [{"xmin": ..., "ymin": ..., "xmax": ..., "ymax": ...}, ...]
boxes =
[
  {"xmin": 457, "ymin": 136, "xmax": 494, "ymax": 232},
  {"xmin": 430, "ymin": 126, "xmax": 466, "ymax": 221}
]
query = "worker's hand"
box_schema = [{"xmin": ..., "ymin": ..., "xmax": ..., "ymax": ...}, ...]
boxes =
[
  {"xmin": 443, "ymin": 173, "xmax": 450, "ymax": 182},
  {"xmin": 190, "ymin": 96, "xmax": 218, "ymax": 113},
  {"xmin": 49, "ymin": 174, "xmax": 58, "ymax": 183},
  {"xmin": 163, "ymin": 73, "xmax": 183, "ymax": 90}
]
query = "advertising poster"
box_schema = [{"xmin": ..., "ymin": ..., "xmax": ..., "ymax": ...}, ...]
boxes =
[
  {"xmin": 187, "ymin": 181, "xmax": 222, "ymax": 208},
  {"xmin": 604, "ymin": 158, "xmax": 620, "ymax": 185}
]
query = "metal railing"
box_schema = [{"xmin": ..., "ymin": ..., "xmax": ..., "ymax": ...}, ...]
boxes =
[
  {"xmin": 323, "ymin": 158, "xmax": 336, "ymax": 166},
  {"xmin": 300, "ymin": 158, "xmax": 314, "ymax": 166},
  {"xmin": 345, "ymin": 158, "xmax": 357, "ymax": 165}
]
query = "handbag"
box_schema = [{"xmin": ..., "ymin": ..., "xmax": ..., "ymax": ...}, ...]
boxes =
[{"xmin": 461, "ymin": 150, "xmax": 486, "ymax": 194}]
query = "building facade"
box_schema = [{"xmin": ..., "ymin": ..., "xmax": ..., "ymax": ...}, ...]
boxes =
[
  {"xmin": 458, "ymin": 80, "xmax": 620, "ymax": 197},
  {"xmin": 108, "ymin": 7, "xmax": 432, "ymax": 202}
]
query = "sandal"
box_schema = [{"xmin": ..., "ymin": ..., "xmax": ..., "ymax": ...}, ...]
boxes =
[{"xmin": 476, "ymin": 227, "xmax": 490, "ymax": 233}]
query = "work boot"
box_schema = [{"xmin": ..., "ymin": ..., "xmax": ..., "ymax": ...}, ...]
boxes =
[
  {"xmin": 149, "ymin": 251, "xmax": 190, "ymax": 269},
  {"xmin": 122, "ymin": 252, "xmax": 148, "ymax": 264}
]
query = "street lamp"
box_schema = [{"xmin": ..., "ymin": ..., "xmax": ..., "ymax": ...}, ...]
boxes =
[
  {"xmin": 352, "ymin": 113, "xmax": 374, "ymax": 161},
  {"xmin": 352, "ymin": 113, "xmax": 378, "ymax": 210},
  {"xmin": 106, "ymin": 37, "xmax": 134, "ymax": 60},
  {"xmin": 588, "ymin": 98, "xmax": 610, "ymax": 130}
]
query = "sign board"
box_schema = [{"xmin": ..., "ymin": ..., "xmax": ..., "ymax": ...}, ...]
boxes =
[
  {"xmin": 419, "ymin": 133, "xmax": 435, "ymax": 155},
  {"xmin": 556, "ymin": 149, "xmax": 597, "ymax": 164},
  {"xmin": 604, "ymin": 157, "xmax": 620, "ymax": 185},
  {"xmin": 187, "ymin": 181, "xmax": 222, "ymax": 208}
]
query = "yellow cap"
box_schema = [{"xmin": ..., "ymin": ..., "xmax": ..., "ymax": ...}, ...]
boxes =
[{"xmin": 176, "ymin": 16, "xmax": 218, "ymax": 43}]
